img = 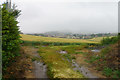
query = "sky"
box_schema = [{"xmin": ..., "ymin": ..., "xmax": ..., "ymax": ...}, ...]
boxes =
[{"xmin": 1, "ymin": 0, "xmax": 119, "ymax": 34}]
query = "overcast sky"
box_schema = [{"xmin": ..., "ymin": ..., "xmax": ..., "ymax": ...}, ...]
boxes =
[{"xmin": 2, "ymin": 0, "xmax": 119, "ymax": 34}]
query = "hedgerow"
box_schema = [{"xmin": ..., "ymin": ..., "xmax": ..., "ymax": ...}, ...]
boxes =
[
  {"xmin": 21, "ymin": 40, "xmax": 99, "ymax": 46},
  {"xmin": 101, "ymin": 35, "xmax": 119, "ymax": 45},
  {"xmin": 2, "ymin": 3, "xmax": 21, "ymax": 74}
]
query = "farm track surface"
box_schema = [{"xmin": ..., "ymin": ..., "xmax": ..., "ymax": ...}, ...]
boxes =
[
  {"xmin": 22, "ymin": 46, "xmax": 48, "ymax": 78},
  {"xmin": 74, "ymin": 54, "xmax": 106, "ymax": 78},
  {"xmin": 22, "ymin": 46, "xmax": 106, "ymax": 78}
]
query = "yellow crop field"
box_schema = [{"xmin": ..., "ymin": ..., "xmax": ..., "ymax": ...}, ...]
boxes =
[{"xmin": 20, "ymin": 34, "xmax": 98, "ymax": 43}]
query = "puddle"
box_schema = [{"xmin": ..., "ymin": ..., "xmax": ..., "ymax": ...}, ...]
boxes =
[
  {"xmin": 31, "ymin": 47, "xmax": 48, "ymax": 78},
  {"xmin": 33, "ymin": 60, "xmax": 48, "ymax": 78},
  {"xmin": 42, "ymin": 46, "xmax": 46, "ymax": 47},
  {"xmin": 59, "ymin": 51, "xmax": 67, "ymax": 54},
  {"xmin": 91, "ymin": 49, "xmax": 100, "ymax": 53}
]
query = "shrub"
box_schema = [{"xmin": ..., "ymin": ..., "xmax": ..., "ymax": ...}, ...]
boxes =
[
  {"xmin": 101, "ymin": 36, "xmax": 118, "ymax": 45},
  {"xmin": 2, "ymin": 3, "xmax": 21, "ymax": 74},
  {"xmin": 101, "ymin": 46, "xmax": 111, "ymax": 56}
]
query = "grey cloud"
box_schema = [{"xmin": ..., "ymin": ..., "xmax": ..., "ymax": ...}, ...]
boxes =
[{"xmin": 2, "ymin": 0, "xmax": 118, "ymax": 33}]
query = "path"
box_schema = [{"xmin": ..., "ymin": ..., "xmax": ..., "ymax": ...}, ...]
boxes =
[
  {"xmin": 74, "ymin": 53, "xmax": 106, "ymax": 78},
  {"xmin": 22, "ymin": 46, "xmax": 48, "ymax": 78}
]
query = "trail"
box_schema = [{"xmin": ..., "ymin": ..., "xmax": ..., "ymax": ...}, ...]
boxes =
[
  {"xmin": 22, "ymin": 46, "xmax": 105, "ymax": 78},
  {"xmin": 22, "ymin": 46, "xmax": 48, "ymax": 78},
  {"xmin": 60, "ymin": 50, "xmax": 105, "ymax": 78},
  {"xmin": 74, "ymin": 53, "xmax": 106, "ymax": 78}
]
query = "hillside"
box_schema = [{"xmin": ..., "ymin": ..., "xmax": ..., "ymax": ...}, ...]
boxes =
[{"xmin": 20, "ymin": 34, "xmax": 98, "ymax": 43}]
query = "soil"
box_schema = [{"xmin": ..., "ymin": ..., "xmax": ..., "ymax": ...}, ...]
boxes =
[
  {"xmin": 3, "ymin": 46, "xmax": 34, "ymax": 78},
  {"xmin": 21, "ymin": 46, "xmax": 48, "ymax": 78},
  {"xmin": 4, "ymin": 46, "xmax": 48, "ymax": 79}
]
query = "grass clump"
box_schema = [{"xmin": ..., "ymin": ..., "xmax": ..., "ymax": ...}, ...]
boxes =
[{"xmin": 102, "ymin": 67, "xmax": 113, "ymax": 77}]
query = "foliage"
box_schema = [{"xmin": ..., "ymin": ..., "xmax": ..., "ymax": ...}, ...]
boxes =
[
  {"xmin": 112, "ymin": 70, "xmax": 120, "ymax": 78},
  {"xmin": 85, "ymin": 40, "xmax": 120, "ymax": 78},
  {"xmin": 21, "ymin": 40, "xmax": 98, "ymax": 47},
  {"xmin": 101, "ymin": 36, "xmax": 118, "ymax": 45},
  {"xmin": 2, "ymin": 3, "xmax": 21, "ymax": 74},
  {"xmin": 85, "ymin": 56, "xmax": 100, "ymax": 63},
  {"xmin": 102, "ymin": 67, "xmax": 113, "ymax": 77},
  {"xmin": 102, "ymin": 67, "xmax": 120, "ymax": 78},
  {"xmin": 100, "ymin": 46, "xmax": 111, "ymax": 56}
]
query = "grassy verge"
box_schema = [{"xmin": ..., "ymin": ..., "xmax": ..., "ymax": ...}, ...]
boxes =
[
  {"xmin": 38, "ymin": 46, "xmax": 84, "ymax": 78},
  {"xmin": 84, "ymin": 43, "xmax": 120, "ymax": 78}
]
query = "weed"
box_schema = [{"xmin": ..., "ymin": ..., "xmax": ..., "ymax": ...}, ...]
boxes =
[
  {"xmin": 74, "ymin": 52, "xmax": 86, "ymax": 54},
  {"xmin": 85, "ymin": 56, "xmax": 100, "ymax": 63},
  {"xmin": 112, "ymin": 70, "xmax": 120, "ymax": 78},
  {"xmin": 101, "ymin": 46, "xmax": 111, "ymax": 55},
  {"xmin": 102, "ymin": 67, "xmax": 113, "ymax": 77}
]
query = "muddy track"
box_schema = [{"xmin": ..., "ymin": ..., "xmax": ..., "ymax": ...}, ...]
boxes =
[
  {"xmin": 32, "ymin": 47, "xmax": 48, "ymax": 78},
  {"xmin": 23, "ymin": 46, "xmax": 105, "ymax": 78},
  {"xmin": 59, "ymin": 50, "xmax": 105, "ymax": 78},
  {"xmin": 22, "ymin": 46, "xmax": 48, "ymax": 78}
]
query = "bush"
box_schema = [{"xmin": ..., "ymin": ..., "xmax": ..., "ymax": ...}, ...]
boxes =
[
  {"xmin": 101, "ymin": 46, "xmax": 111, "ymax": 56},
  {"xmin": 2, "ymin": 3, "xmax": 21, "ymax": 74},
  {"xmin": 101, "ymin": 36, "xmax": 118, "ymax": 45}
]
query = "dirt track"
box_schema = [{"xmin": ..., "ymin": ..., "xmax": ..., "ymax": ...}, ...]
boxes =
[{"xmin": 22, "ymin": 46, "xmax": 48, "ymax": 78}]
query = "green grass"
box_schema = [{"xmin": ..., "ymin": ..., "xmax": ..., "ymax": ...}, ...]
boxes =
[
  {"xmin": 38, "ymin": 46, "xmax": 84, "ymax": 78},
  {"xmin": 60, "ymin": 44, "xmax": 89, "ymax": 54},
  {"xmin": 102, "ymin": 67, "xmax": 113, "ymax": 77},
  {"xmin": 74, "ymin": 52, "xmax": 86, "ymax": 54},
  {"xmin": 102, "ymin": 67, "xmax": 120, "ymax": 78}
]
